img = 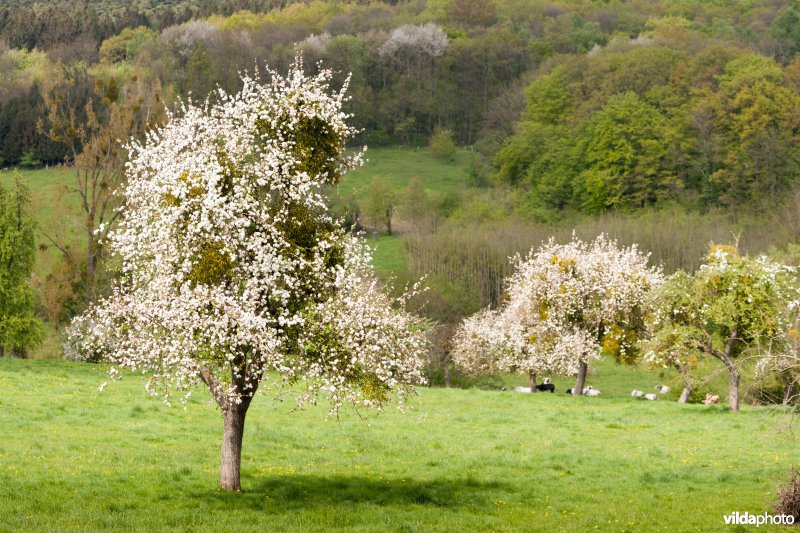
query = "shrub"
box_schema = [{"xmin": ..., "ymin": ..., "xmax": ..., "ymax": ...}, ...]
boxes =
[
  {"xmin": 429, "ymin": 126, "xmax": 456, "ymax": 158},
  {"xmin": 773, "ymin": 468, "xmax": 800, "ymax": 522}
]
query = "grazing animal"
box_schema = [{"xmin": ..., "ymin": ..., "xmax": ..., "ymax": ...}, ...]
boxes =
[
  {"xmin": 631, "ymin": 389, "xmax": 644, "ymax": 398},
  {"xmin": 566, "ymin": 388, "xmax": 573, "ymax": 395},
  {"xmin": 644, "ymin": 393, "xmax": 657, "ymax": 401},
  {"xmin": 584, "ymin": 386, "xmax": 601, "ymax": 397},
  {"xmin": 702, "ymin": 393, "xmax": 720, "ymax": 405},
  {"xmin": 535, "ymin": 377, "xmax": 555, "ymax": 393},
  {"xmin": 655, "ymin": 385, "xmax": 670, "ymax": 393}
]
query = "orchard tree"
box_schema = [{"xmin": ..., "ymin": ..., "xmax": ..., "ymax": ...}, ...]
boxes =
[
  {"xmin": 453, "ymin": 235, "xmax": 662, "ymax": 394},
  {"xmin": 69, "ymin": 60, "xmax": 427, "ymax": 491},
  {"xmin": 644, "ymin": 246, "xmax": 794, "ymax": 411},
  {"xmin": 0, "ymin": 175, "xmax": 43, "ymax": 357},
  {"xmin": 639, "ymin": 271, "xmax": 704, "ymax": 403}
]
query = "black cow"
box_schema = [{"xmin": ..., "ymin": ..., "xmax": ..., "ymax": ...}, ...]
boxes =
[{"xmin": 535, "ymin": 377, "xmax": 555, "ymax": 393}]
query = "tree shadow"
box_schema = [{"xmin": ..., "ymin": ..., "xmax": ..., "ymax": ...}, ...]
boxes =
[{"xmin": 197, "ymin": 474, "xmax": 508, "ymax": 512}]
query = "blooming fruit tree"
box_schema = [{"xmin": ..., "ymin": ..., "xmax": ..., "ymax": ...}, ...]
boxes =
[
  {"xmin": 453, "ymin": 235, "xmax": 662, "ymax": 393},
  {"xmin": 643, "ymin": 246, "xmax": 794, "ymax": 411},
  {"xmin": 69, "ymin": 60, "xmax": 427, "ymax": 490}
]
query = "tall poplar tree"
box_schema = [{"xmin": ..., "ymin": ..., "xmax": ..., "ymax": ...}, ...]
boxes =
[{"xmin": 0, "ymin": 175, "xmax": 43, "ymax": 356}]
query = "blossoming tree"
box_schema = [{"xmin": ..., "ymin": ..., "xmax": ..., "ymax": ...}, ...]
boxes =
[
  {"xmin": 644, "ymin": 246, "xmax": 793, "ymax": 411},
  {"xmin": 69, "ymin": 60, "xmax": 427, "ymax": 490},
  {"xmin": 453, "ymin": 235, "xmax": 662, "ymax": 394}
]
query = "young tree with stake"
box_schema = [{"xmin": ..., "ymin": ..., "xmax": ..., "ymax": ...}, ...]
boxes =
[
  {"xmin": 453, "ymin": 235, "xmax": 662, "ymax": 393},
  {"xmin": 69, "ymin": 60, "xmax": 427, "ymax": 491}
]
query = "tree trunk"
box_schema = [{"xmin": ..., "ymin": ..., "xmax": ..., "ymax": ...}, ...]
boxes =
[
  {"xmin": 783, "ymin": 382, "xmax": 792, "ymax": 406},
  {"xmin": 726, "ymin": 362, "xmax": 740, "ymax": 412},
  {"xmin": 573, "ymin": 362, "xmax": 588, "ymax": 396},
  {"xmin": 530, "ymin": 372, "xmax": 537, "ymax": 393},
  {"xmin": 220, "ymin": 405, "xmax": 248, "ymax": 491},
  {"xmin": 678, "ymin": 386, "xmax": 692, "ymax": 404},
  {"xmin": 444, "ymin": 362, "xmax": 451, "ymax": 389}
]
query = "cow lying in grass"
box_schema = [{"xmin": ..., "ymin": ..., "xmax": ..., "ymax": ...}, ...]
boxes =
[
  {"xmin": 535, "ymin": 377, "xmax": 555, "ymax": 393},
  {"xmin": 513, "ymin": 377, "xmax": 555, "ymax": 393}
]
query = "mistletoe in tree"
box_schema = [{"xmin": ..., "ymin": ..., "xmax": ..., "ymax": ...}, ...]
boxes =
[
  {"xmin": 644, "ymin": 246, "xmax": 794, "ymax": 411},
  {"xmin": 453, "ymin": 235, "xmax": 662, "ymax": 393},
  {"xmin": 69, "ymin": 59, "xmax": 427, "ymax": 490}
]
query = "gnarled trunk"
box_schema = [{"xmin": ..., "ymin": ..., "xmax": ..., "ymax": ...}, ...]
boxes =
[
  {"xmin": 727, "ymin": 363, "xmax": 740, "ymax": 412},
  {"xmin": 573, "ymin": 362, "xmax": 588, "ymax": 396},
  {"xmin": 530, "ymin": 372, "xmax": 537, "ymax": 393},
  {"xmin": 678, "ymin": 386, "xmax": 692, "ymax": 404},
  {"xmin": 220, "ymin": 405, "xmax": 248, "ymax": 491}
]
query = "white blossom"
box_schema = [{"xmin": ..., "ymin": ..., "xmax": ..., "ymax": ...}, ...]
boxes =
[
  {"xmin": 68, "ymin": 57, "xmax": 426, "ymax": 414},
  {"xmin": 453, "ymin": 234, "xmax": 662, "ymax": 378}
]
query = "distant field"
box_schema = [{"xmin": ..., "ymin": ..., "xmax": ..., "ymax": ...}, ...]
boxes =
[
  {"xmin": 335, "ymin": 146, "xmax": 473, "ymax": 200},
  {"xmin": 0, "ymin": 357, "xmax": 796, "ymax": 532},
  {"xmin": 6, "ymin": 166, "xmax": 80, "ymax": 281}
]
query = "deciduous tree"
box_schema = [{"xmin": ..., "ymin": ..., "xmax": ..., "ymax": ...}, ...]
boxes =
[
  {"xmin": 68, "ymin": 60, "xmax": 427, "ymax": 490},
  {"xmin": 644, "ymin": 246, "xmax": 793, "ymax": 411},
  {"xmin": 453, "ymin": 234, "xmax": 662, "ymax": 393},
  {"xmin": 0, "ymin": 175, "xmax": 43, "ymax": 357}
]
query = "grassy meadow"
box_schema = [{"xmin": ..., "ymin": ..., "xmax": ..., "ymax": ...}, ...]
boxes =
[
  {"xmin": 0, "ymin": 356, "xmax": 797, "ymax": 532},
  {"xmin": 336, "ymin": 146, "xmax": 473, "ymax": 202}
]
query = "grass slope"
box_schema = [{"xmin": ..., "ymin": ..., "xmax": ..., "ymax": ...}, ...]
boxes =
[
  {"xmin": 0, "ymin": 358, "xmax": 796, "ymax": 532},
  {"xmin": 337, "ymin": 146, "xmax": 472, "ymax": 201}
]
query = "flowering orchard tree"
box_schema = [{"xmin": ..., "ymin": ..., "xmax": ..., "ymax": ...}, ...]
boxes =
[
  {"xmin": 453, "ymin": 235, "xmax": 662, "ymax": 394},
  {"xmin": 644, "ymin": 246, "xmax": 794, "ymax": 411},
  {"xmin": 69, "ymin": 60, "xmax": 427, "ymax": 491}
]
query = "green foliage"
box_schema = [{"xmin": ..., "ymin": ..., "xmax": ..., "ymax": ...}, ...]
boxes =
[
  {"xmin": 364, "ymin": 176, "xmax": 397, "ymax": 234},
  {"xmin": 0, "ymin": 174, "xmax": 43, "ymax": 356},
  {"xmin": 578, "ymin": 92, "xmax": 678, "ymax": 212},
  {"xmin": 645, "ymin": 247, "xmax": 793, "ymax": 372},
  {"xmin": 429, "ymin": 127, "xmax": 457, "ymax": 159},
  {"xmin": 523, "ymin": 66, "xmax": 572, "ymax": 125},
  {"xmin": 18, "ymin": 150, "xmax": 42, "ymax": 169},
  {"xmin": 99, "ymin": 27, "xmax": 156, "ymax": 64}
]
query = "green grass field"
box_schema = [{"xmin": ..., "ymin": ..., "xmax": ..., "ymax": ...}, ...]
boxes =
[
  {"xmin": 336, "ymin": 146, "xmax": 473, "ymax": 201},
  {"xmin": 4, "ymin": 165, "xmax": 81, "ymax": 280},
  {"xmin": 0, "ymin": 357, "xmax": 797, "ymax": 532}
]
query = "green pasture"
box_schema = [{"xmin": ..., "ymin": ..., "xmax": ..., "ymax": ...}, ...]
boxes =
[{"xmin": 0, "ymin": 357, "xmax": 796, "ymax": 532}]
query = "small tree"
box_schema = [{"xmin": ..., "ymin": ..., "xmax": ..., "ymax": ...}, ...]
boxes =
[
  {"xmin": 400, "ymin": 176, "xmax": 434, "ymax": 233},
  {"xmin": 364, "ymin": 175, "xmax": 396, "ymax": 234},
  {"xmin": 0, "ymin": 175, "xmax": 43, "ymax": 356},
  {"xmin": 429, "ymin": 126, "xmax": 456, "ymax": 159},
  {"xmin": 644, "ymin": 246, "xmax": 793, "ymax": 411},
  {"xmin": 69, "ymin": 61, "xmax": 427, "ymax": 491},
  {"xmin": 453, "ymin": 235, "xmax": 662, "ymax": 393}
]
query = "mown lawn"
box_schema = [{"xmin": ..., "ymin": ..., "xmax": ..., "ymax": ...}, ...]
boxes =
[{"xmin": 0, "ymin": 358, "xmax": 796, "ymax": 532}]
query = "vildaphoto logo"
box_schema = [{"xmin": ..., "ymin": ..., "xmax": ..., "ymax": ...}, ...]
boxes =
[{"xmin": 723, "ymin": 512, "xmax": 795, "ymax": 527}]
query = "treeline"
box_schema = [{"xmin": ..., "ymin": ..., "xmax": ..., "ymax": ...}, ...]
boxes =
[
  {"xmin": 4, "ymin": 0, "xmax": 800, "ymax": 191},
  {"xmin": 494, "ymin": 37, "xmax": 800, "ymax": 212},
  {"xmin": 0, "ymin": 0, "xmax": 293, "ymax": 50}
]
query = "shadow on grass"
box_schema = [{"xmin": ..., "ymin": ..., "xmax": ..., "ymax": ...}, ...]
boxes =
[{"xmin": 202, "ymin": 474, "xmax": 507, "ymax": 511}]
